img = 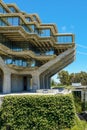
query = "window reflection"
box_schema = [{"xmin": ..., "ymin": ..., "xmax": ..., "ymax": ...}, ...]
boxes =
[{"xmin": 0, "ymin": 5, "xmax": 7, "ymax": 13}]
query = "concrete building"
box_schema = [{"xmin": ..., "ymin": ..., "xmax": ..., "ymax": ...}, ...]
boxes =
[
  {"xmin": 72, "ymin": 83, "xmax": 87, "ymax": 102},
  {"xmin": 0, "ymin": 0, "xmax": 75, "ymax": 93}
]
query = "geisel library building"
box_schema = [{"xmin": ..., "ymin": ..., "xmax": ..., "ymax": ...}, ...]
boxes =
[{"xmin": 0, "ymin": 0, "xmax": 75, "ymax": 93}]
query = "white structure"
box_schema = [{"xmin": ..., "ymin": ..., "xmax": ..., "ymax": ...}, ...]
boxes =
[{"xmin": 72, "ymin": 83, "xmax": 87, "ymax": 101}]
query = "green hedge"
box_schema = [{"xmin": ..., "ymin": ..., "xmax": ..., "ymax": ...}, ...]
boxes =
[{"xmin": 0, "ymin": 95, "xmax": 76, "ymax": 130}]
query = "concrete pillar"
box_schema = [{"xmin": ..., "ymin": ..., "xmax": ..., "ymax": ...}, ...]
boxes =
[
  {"xmin": 3, "ymin": 73, "xmax": 11, "ymax": 94},
  {"xmin": 43, "ymin": 73, "xmax": 51, "ymax": 89},
  {"xmin": 85, "ymin": 92, "xmax": 87, "ymax": 102},
  {"xmin": 27, "ymin": 77, "xmax": 31, "ymax": 90},
  {"xmin": 42, "ymin": 75, "xmax": 45, "ymax": 89},
  {"xmin": 44, "ymin": 75, "xmax": 48, "ymax": 89},
  {"xmin": 81, "ymin": 91, "xmax": 84, "ymax": 102},
  {"xmin": 47, "ymin": 77, "xmax": 51, "ymax": 89},
  {"xmin": 40, "ymin": 72, "xmax": 50, "ymax": 89},
  {"xmin": 40, "ymin": 73, "xmax": 46, "ymax": 89},
  {"xmin": 32, "ymin": 73, "xmax": 40, "ymax": 90},
  {"xmin": 40, "ymin": 76, "xmax": 42, "ymax": 89}
]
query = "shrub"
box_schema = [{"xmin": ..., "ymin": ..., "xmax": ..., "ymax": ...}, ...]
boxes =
[
  {"xmin": 71, "ymin": 120, "xmax": 87, "ymax": 130},
  {"xmin": 0, "ymin": 94, "xmax": 76, "ymax": 130}
]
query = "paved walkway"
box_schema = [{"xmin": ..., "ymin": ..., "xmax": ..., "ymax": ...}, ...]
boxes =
[
  {"xmin": 0, "ymin": 92, "xmax": 56, "ymax": 98},
  {"xmin": 0, "ymin": 89, "xmax": 71, "ymax": 98}
]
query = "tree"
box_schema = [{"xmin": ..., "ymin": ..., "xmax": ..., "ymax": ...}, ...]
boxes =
[
  {"xmin": 58, "ymin": 70, "xmax": 87, "ymax": 86},
  {"xmin": 58, "ymin": 70, "xmax": 70, "ymax": 85},
  {"xmin": 51, "ymin": 79, "xmax": 56, "ymax": 86},
  {"xmin": 69, "ymin": 73, "xmax": 75, "ymax": 84},
  {"xmin": 80, "ymin": 71, "xmax": 87, "ymax": 85}
]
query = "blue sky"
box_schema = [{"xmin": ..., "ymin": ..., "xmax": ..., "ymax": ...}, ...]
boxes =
[{"xmin": 4, "ymin": 0, "xmax": 87, "ymax": 81}]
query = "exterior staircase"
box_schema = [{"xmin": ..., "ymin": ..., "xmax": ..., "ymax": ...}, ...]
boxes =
[{"xmin": 38, "ymin": 44, "xmax": 75, "ymax": 89}]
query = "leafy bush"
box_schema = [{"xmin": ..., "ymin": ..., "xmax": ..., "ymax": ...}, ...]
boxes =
[
  {"xmin": 0, "ymin": 95, "xmax": 76, "ymax": 130},
  {"xmin": 71, "ymin": 120, "xmax": 87, "ymax": 130},
  {"xmin": 73, "ymin": 96, "xmax": 82, "ymax": 113},
  {"xmin": 82, "ymin": 101, "xmax": 87, "ymax": 111},
  {"xmin": 72, "ymin": 91, "xmax": 84, "ymax": 113},
  {"xmin": 65, "ymin": 117, "xmax": 87, "ymax": 130}
]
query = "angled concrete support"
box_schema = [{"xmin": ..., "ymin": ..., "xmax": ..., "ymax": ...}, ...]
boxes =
[{"xmin": 38, "ymin": 47, "xmax": 75, "ymax": 89}]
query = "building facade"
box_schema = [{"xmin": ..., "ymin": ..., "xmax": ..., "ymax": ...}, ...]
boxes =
[{"xmin": 0, "ymin": 0, "xmax": 75, "ymax": 93}]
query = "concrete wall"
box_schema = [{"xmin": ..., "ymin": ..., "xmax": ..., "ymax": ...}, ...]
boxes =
[{"xmin": 11, "ymin": 75, "xmax": 32, "ymax": 92}]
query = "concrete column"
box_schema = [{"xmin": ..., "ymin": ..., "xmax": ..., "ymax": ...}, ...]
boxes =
[
  {"xmin": 40, "ymin": 76, "xmax": 42, "ymax": 89},
  {"xmin": 85, "ymin": 92, "xmax": 87, "ymax": 102},
  {"xmin": 46, "ymin": 77, "xmax": 51, "ymax": 89},
  {"xmin": 43, "ymin": 72, "xmax": 51, "ymax": 89},
  {"xmin": 40, "ymin": 72, "xmax": 50, "ymax": 89},
  {"xmin": 44, "ymin": 75, "xmax": 48, "ymax": 89},
  {"xmin": 32, "ymin": 73, "xmax": 40, "ymax": 90},
  {"xmin": 3, "ymin": 73, "xmax": 11, "ymax": 94},
  {"xmin": 42, "ymin": 75, "xmax": 45, "ymax": 89},
  {"xmin": 41, "ymin": 74, "xmax": 46, "ymax": 89},
  {"xmin": 27, "ymin": 77, "xmax": 31, "ymax": 90}
]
